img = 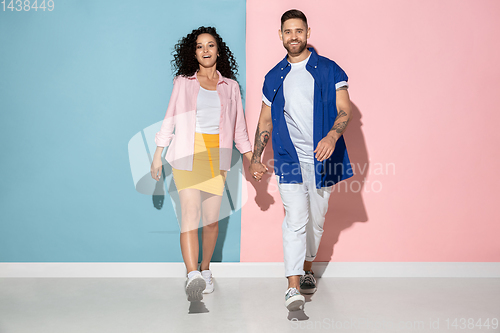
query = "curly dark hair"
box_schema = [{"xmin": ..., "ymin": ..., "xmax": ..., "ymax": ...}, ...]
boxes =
[{"xmin": 171, "ymin": 26, "xmax": 238, "ymax": 81}]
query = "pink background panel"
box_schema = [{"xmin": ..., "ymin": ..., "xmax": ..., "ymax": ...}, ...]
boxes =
[{"xmin": 241, "ymin": 0, "xmax": 500, "ymax": 262}]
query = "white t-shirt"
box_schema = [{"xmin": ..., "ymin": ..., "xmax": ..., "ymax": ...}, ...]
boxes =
[
  {"xmin": 282, "ymin": 55, "xmax": 315, "ymax": 164},
  {"xmin": 195, "ymin": 87, "xmax": 221, "ymax": 134},
  {"xmin": 262, "ymin": 55, "xmax": 348, "ymax": 165},
  {"xmin": 262, "ymin": 55, "xmax": 314, "ymax": 164}
]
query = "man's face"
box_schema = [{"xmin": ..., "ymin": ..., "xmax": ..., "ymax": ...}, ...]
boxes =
[{"xmin": 279, "ymin": 18, "xmax": 310, "ymax": 56}]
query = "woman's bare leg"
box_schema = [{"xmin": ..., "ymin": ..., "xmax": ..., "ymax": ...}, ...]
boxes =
[
  {"xmin": 199, "ymin": 192, "xmax": 222, "ymax": 271},
  {"xmin": 179, "ymin": 189, "xmax": 202, "ymax": 273}
]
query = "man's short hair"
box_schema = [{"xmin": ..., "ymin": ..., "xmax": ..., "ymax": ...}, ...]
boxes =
[{"xmin": 281, "ymin": 9, "xmax": 308, "ymax": 29}]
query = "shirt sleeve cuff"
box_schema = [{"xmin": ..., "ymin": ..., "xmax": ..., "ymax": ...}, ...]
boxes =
[
  {"xmin": 335, "ymin": 81, "xmax": 349, "ymax": 90},
  {"xmin": 154, "ymin": 132, "xmax": 169, "ymax": 147},
  {"xmin": 262, "ymin": 94, "xmax": 272, "ymax": 106}
]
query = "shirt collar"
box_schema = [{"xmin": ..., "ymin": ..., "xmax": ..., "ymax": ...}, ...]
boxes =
[
  {"xmin": 306, "ymin": 47, "xmax": 319, "ymax": 68},
  {"xmin": 187, "ymin": 70, "xmax": 228, "ymax": 85},
  {"xmin": 280, "ymin": 47, "xmax": 319, "ymax": 69}
]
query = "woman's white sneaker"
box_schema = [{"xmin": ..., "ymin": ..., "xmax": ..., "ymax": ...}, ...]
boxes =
[
  {"xmin": 201, "ymin": 269, "xmax": 214, "ymax": 294},
  {"xmin": 185, "ymin": 271, "xmax": 206, "ymax": 302},
  {"xmin": 285, "ymin": 287, "xmax": 305, "ymax": 311}
]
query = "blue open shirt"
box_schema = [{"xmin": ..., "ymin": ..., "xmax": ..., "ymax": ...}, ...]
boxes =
[{"xmin": 262, "ymin": 48, "xmax": 353, "ymax": 188}]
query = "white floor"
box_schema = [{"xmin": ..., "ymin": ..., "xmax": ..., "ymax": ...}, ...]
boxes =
[{"xmin": 0, "ymin": 278, "xmax": 499, "ymax": 333}]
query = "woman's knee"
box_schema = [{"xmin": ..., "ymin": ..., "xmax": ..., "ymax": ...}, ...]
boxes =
[
  {"xmin": 181, "ymin": 207, "xmax": 201, "ymax": 233},
  {"xmin": 202, "ymin": 209, "xmax": 219, "ymax": 226},
  {"xmin": 202, "ymin": 218, "xmax": 219, "ymax": 228},
  {"xmin": 182, "ymin": 204, "xmax": 200, "ymax": 219}
]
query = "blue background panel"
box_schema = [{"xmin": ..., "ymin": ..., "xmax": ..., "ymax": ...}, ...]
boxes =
[{"xmin": 0, "ymin": 0, "xmax": 246, "ymax": 262}]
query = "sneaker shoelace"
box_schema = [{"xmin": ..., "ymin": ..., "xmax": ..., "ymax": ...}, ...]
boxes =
[
  {"xmin": 303, "ymin": 274, "xmax": 315, "ymax": 285},
  {"xmin": 286, "ymin": 288, "xmax": 299, "ymax": 299},
  {"xmin": 202, "ymin": 273, "xmax": 212, "ymax": 284}
]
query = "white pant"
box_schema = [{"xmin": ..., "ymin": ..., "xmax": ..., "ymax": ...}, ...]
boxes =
[{"xmin": 278, "ymin": 163, "xmax": 332, "ymax": 277}]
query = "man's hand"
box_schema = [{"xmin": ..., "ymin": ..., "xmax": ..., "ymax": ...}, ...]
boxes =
[
  {"xmin": 249, "ymin": 162, "xmax": 268, "ymax": 181},
  {"xmin": 314, "ymin": 134, "xmax": 337, "ymax": 162}
]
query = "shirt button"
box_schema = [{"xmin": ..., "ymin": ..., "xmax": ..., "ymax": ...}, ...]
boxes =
[
  {"xmin": 281, "ymin": 68, "xmax": 283, "ymax": 70},
  {"xmin": 281, "ymin": 76, "xmax": 283, "ymax": 79},
  {"xmin": 274, "ymin": 89, "xmax": 276, "ymax": 92},
  {"xmin": 315, "ymin": 66, "xmax": 317, "ymax": 68}
]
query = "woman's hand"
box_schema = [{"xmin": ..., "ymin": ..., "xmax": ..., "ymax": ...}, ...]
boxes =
[
  {"xmin": 150, "ymin": 148, "xmax": 165, "ymax": 181},
  {"xmin": 249, "ymin": 162, "xmax": 268, "ymax": 181}
]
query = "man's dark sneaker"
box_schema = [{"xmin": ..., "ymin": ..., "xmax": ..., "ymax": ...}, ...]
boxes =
[{"xmin": 300, "ymin": 271, "xmax": 317, "ymax": 294}]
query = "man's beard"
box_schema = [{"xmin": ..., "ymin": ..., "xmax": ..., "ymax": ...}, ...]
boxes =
[{"xmin": 283, "ymin": 39, "xmax": 307, "ymax": 56}]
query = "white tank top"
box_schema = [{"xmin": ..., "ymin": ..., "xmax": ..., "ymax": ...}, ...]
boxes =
[{"xmin": 195, "ymin": 86, "xmax": 221, "ymax": 134}]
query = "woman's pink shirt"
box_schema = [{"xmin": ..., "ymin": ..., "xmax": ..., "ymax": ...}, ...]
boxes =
[{"xmin": 155, "ymin": 71, "xmax": 252, "ymax": 171}]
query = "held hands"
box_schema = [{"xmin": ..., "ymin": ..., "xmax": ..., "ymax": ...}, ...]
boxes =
[
  {"xmin": 314, "ymin": 134, "xmax": 337, "ymax": 162},
  {"xmin": 249, "ymin": 162, "xmax": 268, "ymax": 182}
]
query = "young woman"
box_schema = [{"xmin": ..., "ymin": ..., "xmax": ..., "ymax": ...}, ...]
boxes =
[{"xmin": 150, "ymin": 27, "xmax": 252, "ymax": 302}]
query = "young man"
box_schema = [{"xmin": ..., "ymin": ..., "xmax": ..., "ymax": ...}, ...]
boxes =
[{"xmin": 249, "ymin": 9, "xmax": 353, "ymax": 311}]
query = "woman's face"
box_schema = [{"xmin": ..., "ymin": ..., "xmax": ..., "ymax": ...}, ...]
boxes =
[{"xmin": 195, "ymin": 33, "xmax": 218, "ymax": 69}]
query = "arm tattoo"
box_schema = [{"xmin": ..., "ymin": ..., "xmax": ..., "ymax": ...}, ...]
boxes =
[
  {"xmin": 330, "ymin": 109, "xmax": 349, "ymax": 134},
  {"xmin": 332, "ymin": 121, "xmax": 348, "ymax": 134},
  {"xmin": 335, "ymin": 109, "xmax": 347, "ymax": 121},
  {"xmin": 336, "ymin": 86, "xmax": 348, "ymax": 91},
  {"xmin": 251, "ymin": 124, "xmax": 270, "ymax": 163}
]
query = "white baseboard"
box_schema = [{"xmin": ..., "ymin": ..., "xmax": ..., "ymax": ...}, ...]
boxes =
[{"xmin": 0, "ymin": 262, "xmax": 499, "ymax": 278}]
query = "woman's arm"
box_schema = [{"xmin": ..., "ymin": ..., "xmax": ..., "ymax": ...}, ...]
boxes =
[
  {"xmin": 232, "ymin": 84, "xmax": 253, "ymax": 155},
  {"xmin": 242, "ymin": 151, "xmax": 253, "ymax": 163},
  {"xmin": 151, "ymin": 77, "xmax": 181, "ymax": 181},
  {"xmin": 154, "ymin": 76, "xmax": 181, "ymax": 148}
]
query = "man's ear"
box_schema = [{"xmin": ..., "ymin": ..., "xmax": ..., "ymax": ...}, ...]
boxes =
[{"xmin": 278, "ymin": 29, "xmax": 283, "ymax": 41}]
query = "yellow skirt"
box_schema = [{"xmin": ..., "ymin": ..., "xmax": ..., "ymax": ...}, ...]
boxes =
[{"xmin": 172, "ymin": 132, "xmax": 226, "ymax": 196}]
